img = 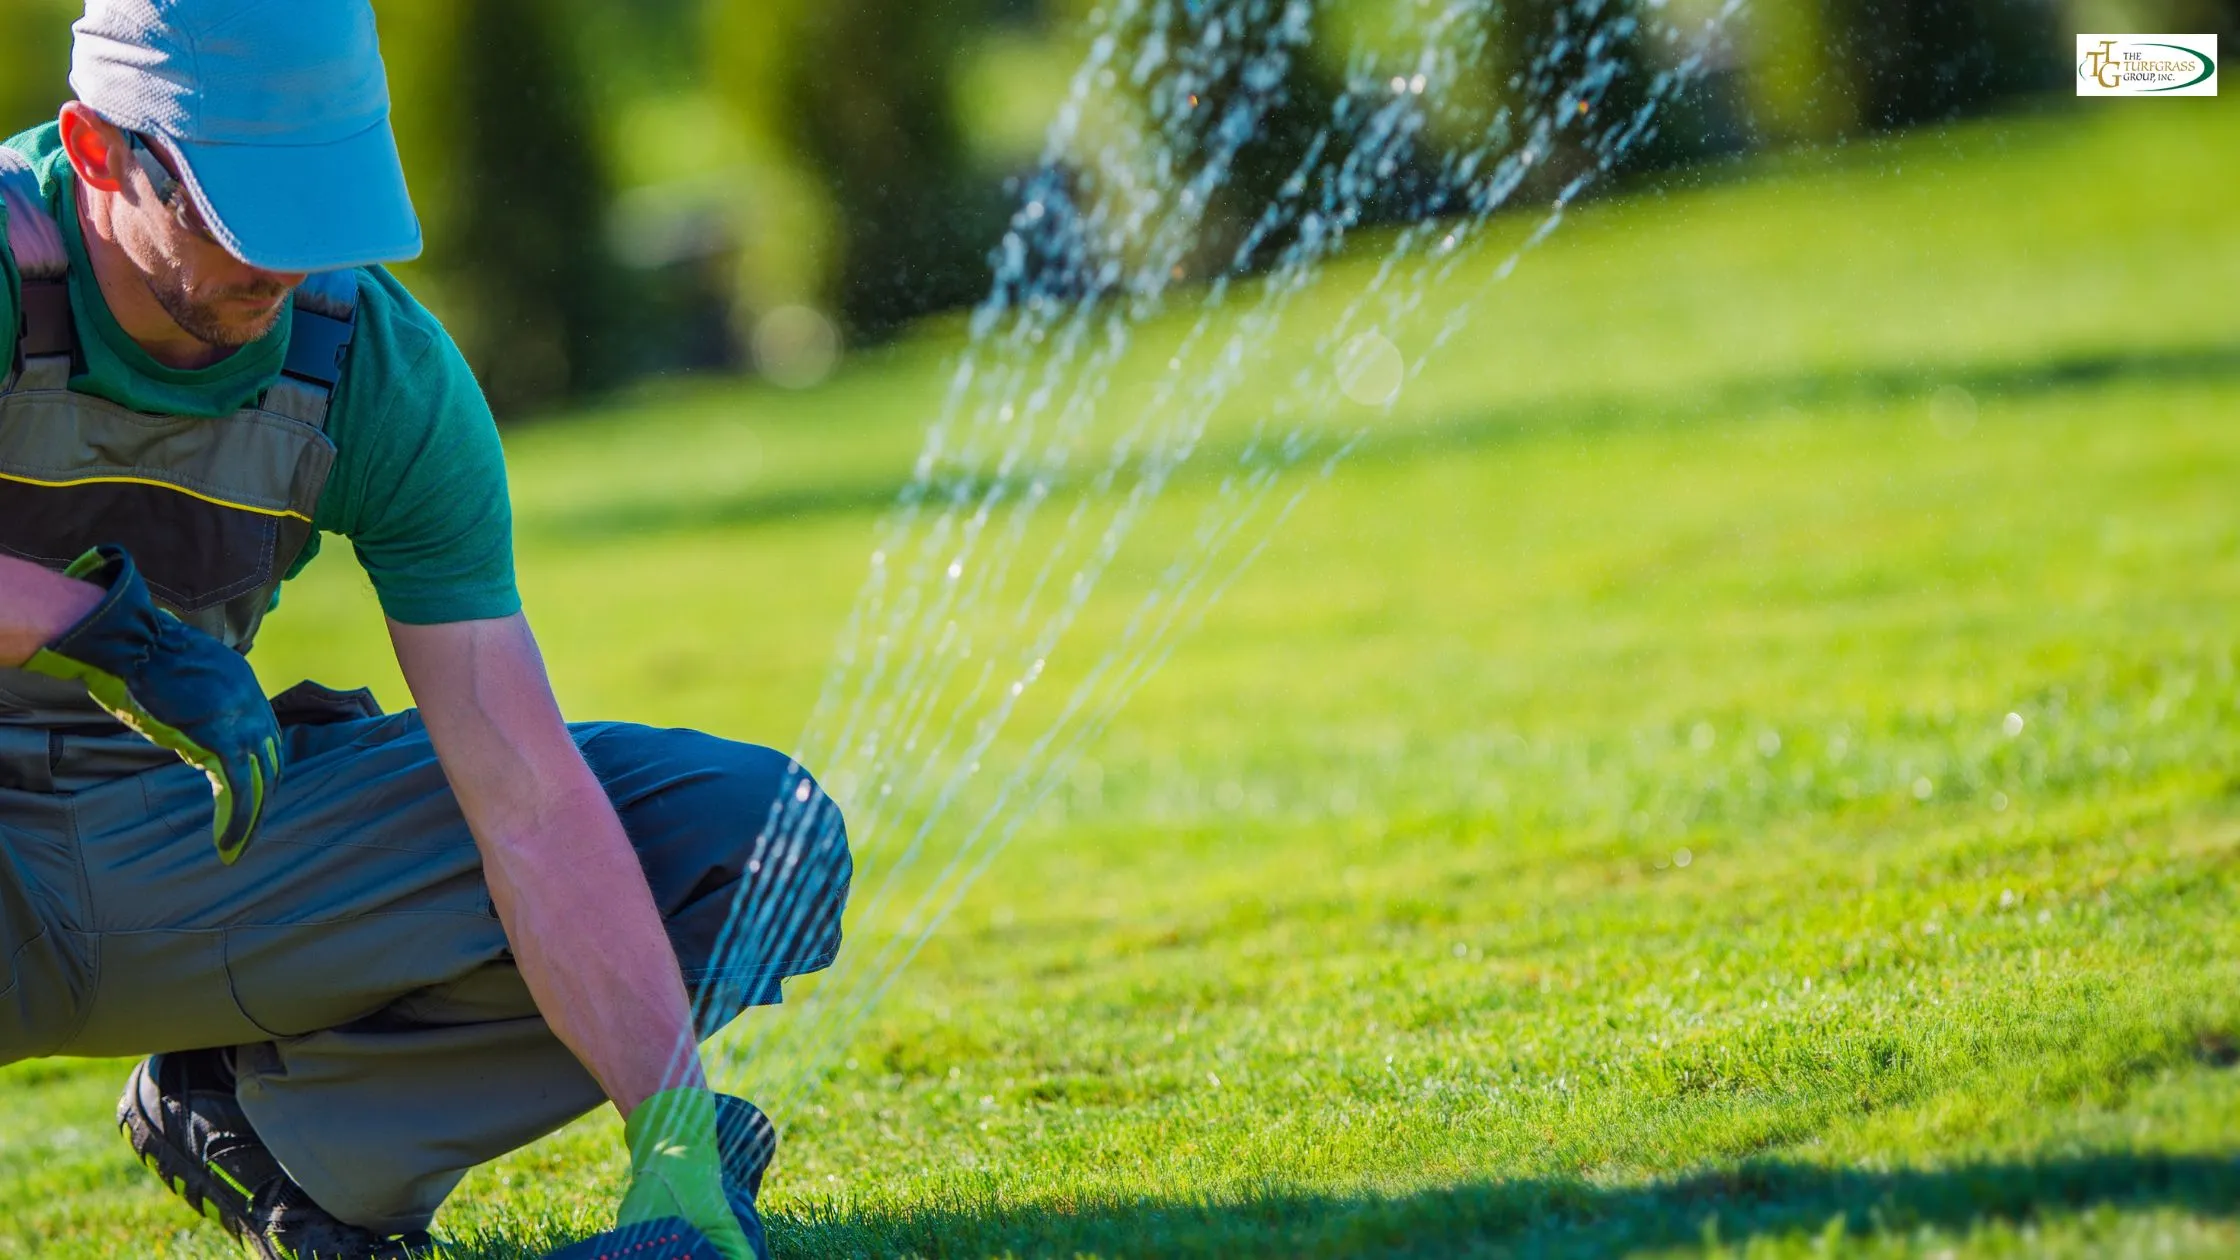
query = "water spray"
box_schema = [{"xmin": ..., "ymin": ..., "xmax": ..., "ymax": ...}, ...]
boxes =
[{"xmin": 639, "ymin": 0, "xmax": 1744, "ymax": 1173}]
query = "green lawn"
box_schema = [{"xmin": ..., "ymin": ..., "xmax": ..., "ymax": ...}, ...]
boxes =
[{"xmin": 5, "ymin": 98, "xmax": 2239, "ymax": 1258}]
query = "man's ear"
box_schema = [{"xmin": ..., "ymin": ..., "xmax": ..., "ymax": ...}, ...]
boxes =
[{"xmin": 57, "ymin": 102, "xmax": 129, "ymax": 195}]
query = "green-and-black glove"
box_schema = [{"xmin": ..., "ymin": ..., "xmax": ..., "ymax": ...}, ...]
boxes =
[
  {"xmin": 19, "ymin": 545, "xmax": 281, "ymax": 864},
  {"xmin": 618, "ymin": 1087, "xmax": 759, "ymax": 1260}
]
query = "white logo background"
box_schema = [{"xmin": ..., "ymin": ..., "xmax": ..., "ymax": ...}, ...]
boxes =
[{"xmin": 2077, "ymin": 34, "xmax": 2220, "ymax": 97}]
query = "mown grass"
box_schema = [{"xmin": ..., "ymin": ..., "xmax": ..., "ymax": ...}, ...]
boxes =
[{"xmin": 4, "ymin": 98, "xmax": 2237, "ymax": 1258}]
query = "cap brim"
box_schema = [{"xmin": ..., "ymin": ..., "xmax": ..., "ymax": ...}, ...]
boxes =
[{"xmin": 165, "ymin": 119, "xmax": 422, "ymax": 273}]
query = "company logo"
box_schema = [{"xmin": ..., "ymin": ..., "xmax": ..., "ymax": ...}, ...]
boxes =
[{"xmin": 2077, "ymin": 34, "xmax": 2218, "ymax": 96}]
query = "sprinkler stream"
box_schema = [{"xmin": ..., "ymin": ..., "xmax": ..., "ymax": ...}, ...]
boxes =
[{"xmin": 658, "ymin": 0, "xmax": 1745, "ymax": 1140}]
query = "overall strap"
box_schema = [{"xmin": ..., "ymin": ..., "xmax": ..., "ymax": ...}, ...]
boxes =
[
  {"xmin": 261, "ymin": 269, "xmax": 359, "ymax": 429},
  {"xmin": 0, "ymin": 147, "xmax": 74, "ymax": 392}
]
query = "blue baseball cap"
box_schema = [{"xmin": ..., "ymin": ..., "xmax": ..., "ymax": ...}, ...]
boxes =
[{"xmin": 69, "ymin": 0, "xmax": 422, "ymax": 273}]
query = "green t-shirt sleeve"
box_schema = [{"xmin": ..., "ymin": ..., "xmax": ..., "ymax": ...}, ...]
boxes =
[{"xmin": 322, "ymin": 317, "xmax": 523, "ymax": 626}]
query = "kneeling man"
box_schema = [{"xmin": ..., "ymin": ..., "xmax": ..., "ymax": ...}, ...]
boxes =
[{"xmin": 0, "ymin": 4, "xmax": 851, "ymax": 1258}]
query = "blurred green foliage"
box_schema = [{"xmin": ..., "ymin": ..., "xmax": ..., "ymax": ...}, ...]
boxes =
[
  {"xmin": 4, "ymin": 0, "xmax": 2230, "ymax": 414},
  {"xmin": 0, "ymin": 1, "xmax": 76, "ymax": 140},
  {"xmin": 374, "ymin": 0, "xmax": 627, "ymax": 413}
]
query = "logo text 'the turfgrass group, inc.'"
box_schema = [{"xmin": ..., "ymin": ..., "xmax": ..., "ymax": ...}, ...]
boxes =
[{"xmin": 2077, "ymin": 35, "xmax": 2219, "ymax": 96}]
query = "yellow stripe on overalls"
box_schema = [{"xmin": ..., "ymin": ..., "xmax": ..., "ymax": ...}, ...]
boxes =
[{"xmin": 0, "ymin": 469, "xmax": 313, "ymax": 523}]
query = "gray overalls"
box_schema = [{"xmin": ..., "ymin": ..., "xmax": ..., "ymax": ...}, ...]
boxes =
[{"xmin": 0, "ymin": 152, "xmax": 850, "ymax": 1234}]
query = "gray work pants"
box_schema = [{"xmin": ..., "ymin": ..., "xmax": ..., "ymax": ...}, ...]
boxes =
[{"xmin": 0, "ymin": 699, "xmax": 851, "ymax": 1235}]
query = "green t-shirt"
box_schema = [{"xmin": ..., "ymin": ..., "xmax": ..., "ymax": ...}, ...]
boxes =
[{"xmin": 0, "ymin": 122, "xmax": 519, "ymax": 627}]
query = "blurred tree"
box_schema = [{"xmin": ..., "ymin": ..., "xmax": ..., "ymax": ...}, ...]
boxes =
[
  {"xmin": 1747, "ymin": 0, "xmax": 1862, "ymax": 143},
  {"xmin": 448, "ymin": 0, "xmax": 628, "ymax": 410},
  {"xmin": 370, "ymin": 0, "xmax": 467, "ymax": 305},
  {"xmin": 0, "ymin": 1, "xmax": 78, "ymax": 137},
  {"xmin": 373, "ymin": 0, "xmax": 628, "ymax": 415},
  {"xmin": 750, "ymin": 0, "xmax": 1015, "ymax": 340},
  {"xmin": 1834, "ymin": 0, "xmax": 2066, "ymax": 128},
  {"xmin": 695, "ymin": 0, "xmax": 847, "ymax": 351},
  {"xmin": 1305, "ymin": 0, "xmax": 1733, "ymax": 214},
  {"xmin": 1745, "ymin": 0, "xmax": 2066, "ymax": 141},
  {"xmin": 1487, "ymin": 0, "xmax": 1723, "ymax": 185},
  {"xmin": 7, "ymin": 0, "xmax": 2165, "ymax": 405}
]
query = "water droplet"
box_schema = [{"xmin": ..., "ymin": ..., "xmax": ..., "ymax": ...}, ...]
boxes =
[
  {"xmin": 1912, "ymin": 777, "xmax": 1935, "ymax": 800},
  {"xmin": 1673, "ymin": 848, "xmax": 1693, "ymax": 868},
  {"xmin": 1410, "ymin": 74, "xmax": 1428, "ymax": 94},
  {"xmin": 1335, "ymin": 332, "xmax": 1405, "ymax": 406},
  {"xmin": 752, "ymin": 305, "xmax": 841, "ymax": 390},
  {"xmin": 2003, "ymin": 712, "xmax": 2025, "ymax": 737},
  {"xmin": 1990, "ymin": 791, "xmax": 2009, "ymax": 812},
  {"xmin": 1930, "ymin": 384, "xmax": 1979, "ymax": 439}
]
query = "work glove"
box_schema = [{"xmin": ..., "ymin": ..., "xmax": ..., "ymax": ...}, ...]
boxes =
[
  {"xmin": 19, "ymin": 545, "xmax": 281, "ymax": 864},
  {"xmin": 618, "ymin": 1088, "xmax": 761, "ymax": 1260}
]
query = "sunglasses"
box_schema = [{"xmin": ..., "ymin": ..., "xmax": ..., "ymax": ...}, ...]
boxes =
[{"xmin": 124, "ymin": 131, "xmax": 219, "ymax": 245}]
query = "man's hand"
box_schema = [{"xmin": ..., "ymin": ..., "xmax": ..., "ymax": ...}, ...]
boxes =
[
  {"xmin": 617, "ymin": 1088, "xmax": 758, "ymax": 1260},
  {"xmin": 18, "ymin": 545, "xmax": 280, "ymax": 863}
]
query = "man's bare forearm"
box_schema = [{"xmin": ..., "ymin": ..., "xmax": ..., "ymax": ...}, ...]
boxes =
[
  {"xmin": 0, "ymin": 553, "xmax": 103, "ymax": 667},
  {"xmin": 390, "ymin": 615, "xmax": 705, "ymax": 1117},
  {"xmin": 479, "ymin": 766, "xmax": 707, "ymax": 1111}
]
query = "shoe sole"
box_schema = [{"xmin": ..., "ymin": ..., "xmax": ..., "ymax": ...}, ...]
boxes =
[{"xmin": 117, "ymin": 1057, "xmax": 287, "ymax": 1260}]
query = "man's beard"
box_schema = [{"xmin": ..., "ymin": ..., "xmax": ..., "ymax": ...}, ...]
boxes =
[{"xmin": 148, "ymin": 265, "xmax": 292, "ymax": 349}]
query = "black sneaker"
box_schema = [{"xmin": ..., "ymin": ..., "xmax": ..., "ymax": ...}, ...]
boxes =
[
  {"xmin": 713, "ymin": 1094, "xmax": 777, "ymax": 1260},
  {"xmin": 119, "ymin": 1050, "xmax": 433, "ymax": 1260}
]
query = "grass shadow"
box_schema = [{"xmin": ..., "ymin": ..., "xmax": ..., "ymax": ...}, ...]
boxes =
[
  {"xmin": 756, "ymin": 1151, "xmax": 2240, "ymax": 1258},
  {"xmin": 530, "ymin": 342, "xmax": 2240, "ymax": 545}
]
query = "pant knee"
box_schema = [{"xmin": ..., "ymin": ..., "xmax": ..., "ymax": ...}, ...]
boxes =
[
  {"xmin": 734, "ymin": 758, "xmax": 852, "ymax": 967},
  {"xmin": 681, "ymin": 756, "xmax": 850, "ymax": 1033},
  {"xmin": 582, "ymin": 725, "xmax": 851, "ymax": 1006}
]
